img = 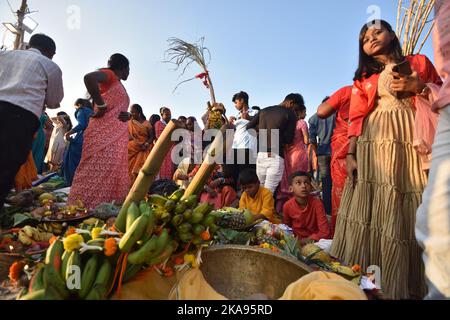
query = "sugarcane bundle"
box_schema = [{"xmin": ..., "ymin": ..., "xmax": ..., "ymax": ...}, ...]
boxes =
[
  {"xmin": 165, "ymin": 37, "xmax": 217, "ymax": 104},
  {"xmin": 396, "ymin": 0, "xmax": 436, "ymax": 55}
]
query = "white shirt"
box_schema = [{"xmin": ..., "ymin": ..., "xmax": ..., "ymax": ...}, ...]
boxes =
[
  {"xmin": 0, "ymin": 48, "xmax": 64, "ymax": 118},
  {"xmin": 232, "ymin": 118, "xmax": 257, "ymax": 151}
]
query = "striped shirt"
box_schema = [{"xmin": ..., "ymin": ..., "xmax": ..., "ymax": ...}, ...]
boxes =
[{"xmin": 0, "ymin": 48, "xmax": 64, "ymax": 118}]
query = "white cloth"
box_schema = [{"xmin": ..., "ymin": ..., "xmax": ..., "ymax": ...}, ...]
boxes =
[
  {"xmin": 256, "ymin": 152, "xmax": 284, "ymax": 194},
  {"xmin": 0, "ymin": 48, "xmax": 63, "ymax": 118},
  {"xmin": 232, "ymin": 118, "xmax": 257, "ymax": 151},
  {"xmin": 416, "ymin": 105, "xmax": 450, "ymax": 300},
  {"xmin": 45, "ymin": 118, "xmax": 68, "ymax": 165}
]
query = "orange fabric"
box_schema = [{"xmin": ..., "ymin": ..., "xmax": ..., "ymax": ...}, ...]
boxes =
[
  {"xmin": 14, "ymin": 152, "xmax": 37, "ymax": 191},
  {"xmin": 308, "ymin": 144, "xmax": 318, "ymax": 172},
  {"xmin": 349, "ymin": 54, "xmax": 443, "ymax": 138},
  {"xmin": 128, "ymin": 119, "xmax": 153, "ymax": 183},
  {"xmin": 200, "ymin": 186, "xmax": 237, "ymax": 209},
  {"xmin": 239, "ymin": 186, "xmax": 275, "ymax": 222},
  {"xmin": 327, "ymin": 86, "xmax": 352, "ymax": 236},
  {"xmin": 282, "ymin": 196, "xmax": 331, "ymax": 241}
]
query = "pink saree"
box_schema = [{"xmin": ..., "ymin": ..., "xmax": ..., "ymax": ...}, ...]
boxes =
[{"xmin": 68, "ymin": 78, "xmax": 130, "ymax": 209}]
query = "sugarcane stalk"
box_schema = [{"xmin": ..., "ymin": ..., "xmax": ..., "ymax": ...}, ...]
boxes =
[
  {"xmin": 417, "ymin": 20, "xmax": 435, "ymax": 53},
  {"xmin": 206, "ymin": 73, "xmax": 216, "ymax": 105},
  {"xmin": 412, "ymin": 2, "xmax": 434, "ymax": 53},
  {"xmin": 118, "ymin": 120, "xmax": 181, "ymax": 217},
  {"xmin": 396, "ymin": 0, "xmax": 403, "ymax": 35},
  {"xmin": 181, "ymin": 124, "xmax": 234, "ymax": 201}
]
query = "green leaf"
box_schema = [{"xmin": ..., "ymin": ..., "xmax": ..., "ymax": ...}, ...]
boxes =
[{"xmin": 13, "ymin": 213, "xmax": 37, "ymax": 227}]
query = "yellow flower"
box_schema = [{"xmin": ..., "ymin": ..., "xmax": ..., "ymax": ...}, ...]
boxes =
[
  {"xmin": 262, "ymin": 243, "xmax": 270, "ymax": 249},
  {"xmin": 91, "ymin": 227, "xmax": 103, "ymax": 240},
  {"xmin": 63, "ymin": 234, "xmax": 84, "ymax": 252},
  {"xmin": 184, "ymin": 254, "xmax": 195, "ymax": 264}
]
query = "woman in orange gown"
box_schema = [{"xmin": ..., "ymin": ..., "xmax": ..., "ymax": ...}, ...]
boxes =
[{"xmin": 128, "ymin": 104, "xmax": 154, "ymax": 184}]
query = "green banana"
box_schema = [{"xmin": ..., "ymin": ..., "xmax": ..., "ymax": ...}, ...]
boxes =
[
  {"xmin": 148, "ymin": 194, "xmax": 168, "ymax": 207},
  {"xmin": 164, "ymin": 200, "xmax": 176, "ymax": 212},
  {"xmin": 177, "ymin": 222, "xmax": 192, "ymax": 234},
  {"xmin": 169, "ymin": 188, "xmax": 185, "ymax": 202},
  {"xmin": 43, "ymin": 264, "xmax": 70, "ymax": 299},
  {"xmin": 94, "ymin": 259, "xmax": 112, "ymax": 287},
  {"xmin": 20, "ymin": 286, "xmax": 64, "ymax": 300},
  {"xmin": 123, "ymin": 263, "xmax": 143, "ymax": 283},
  {"xmin": 127, "ymin": 236, "xmax": 158, "ymax": 265},
  {"xmin": 144, "ymin": 229, "xmax": 170, "ymax": 263},
  {"xmin": 28, "ymin": 266, "xmax": 45, "ymax": 293},
  {"xmin": 60, "ymin": 251, "xmax": 70, "ymax": 279},
  {"xmin": 178, "ymin": 232, "xmax": 193, "ymax": 243},
  {"xmin": 84, "ymin": 285, "xmax": 105, "ymax": 300},
  {"xmin": 175, "ymin": 202, "xmax": 187, "ymax": 214},
  {"xmin": 126, "ymin": 202, "xmax": 141, "ymax": 231},
  {"xmin": 119, "ymin": 214, "xmax": 149, "ymax": 253},
  {"xmin": 201, "ymin": 214, "xmax": 216, "ymax": 227},
  {"xmin": 114, "ymin": 203, "xmax": 129, "ymax": 233},
  {"xmin": 139, "ymin": 200, "xmax": 150, "ymax": 214},
  {"xmin": 147, "ymin": 241, "xmax": 177, "ymax": 265},
  {"xmin": 190, "ymin": 211, "xmax": 204, "ymax": 224},
  {"xmin": 45, "ymin": 239, "xmax": 64, "ymax": 272},
  {"xmin": 182, "ymin": 195, "xmax": 198, "ymax": 209},
  {"xmin": 65, "ymin": 251, "xmax": 81, "ymax": 288},
  {"xmin": 140, "ymin": 208, "xmax": 155, "ymax": 243},
  {"xmin": 192, "ymin": 224, "xmax": 206, "ymax": 236},
  {"xmin": 79, "ymin": 255, "xmax": 98, "ymax": 299},
  {"xmin": 183, "ymin": 209, "xmax": 193, "ymax": 221},
  {"xmin": 171, "ymin": 214, "xmax": 184, "ymax": 227},
  {"xmin": 193, "ymin": 202, "xmax": 213, "ymax": 216},
  {"xmin": 87, "ymin": 238, "xmax": 106, "ymax": 247}
]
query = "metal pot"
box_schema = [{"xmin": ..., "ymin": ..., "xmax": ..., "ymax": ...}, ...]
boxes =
[{"xmin": 201, "ymin": 245, "xmax": 312, "ymax": 300}]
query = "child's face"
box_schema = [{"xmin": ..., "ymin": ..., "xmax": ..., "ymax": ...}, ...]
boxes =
[
  {"xmin": 289, "ymin": 176, "xmax": 311, "ymax": 198},
  {"xmin": 362, "ymin": 26, "xmax": 394, "ymax": 57},
  {"xmin": 242, "ymin": 182, "xmax": 260, "ymax": 198}
]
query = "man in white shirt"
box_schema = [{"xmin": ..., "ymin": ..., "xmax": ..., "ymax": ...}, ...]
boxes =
[
  {"xmin": 0, "ymin": 34, "xmax": 64, "ymax": 210},
  {"xmin": 231, "ymin": 91, "xmax": 257, "ymax": 188}
]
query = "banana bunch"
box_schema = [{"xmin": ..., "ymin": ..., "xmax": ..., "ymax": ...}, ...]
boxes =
[
  {"xmin": 207, "ymin": 103, "xmax": 225, "ymax": 130},
  {"xmin": 18, "ymin": 226, "xmax": 53, "ymax": 245},
  {"xmin": 146, "ymin": 189, "xmax": 217, "ymax": 246},
  {"xmin": 38, "ymin": 222, "xmax": 64, "ymax": 235}
]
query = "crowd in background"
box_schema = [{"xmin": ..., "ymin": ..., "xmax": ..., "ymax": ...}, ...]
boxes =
[{"xmin": 0, "ymin": 2, "xmax": 449, "ymax": 301}]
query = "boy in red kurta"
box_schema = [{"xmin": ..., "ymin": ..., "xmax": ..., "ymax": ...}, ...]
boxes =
[{"xmin": 283, "ymin": 172, "xmax": 330, "ymax": 243}]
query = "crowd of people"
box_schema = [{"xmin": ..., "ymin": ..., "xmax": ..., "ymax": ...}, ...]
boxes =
[{"xmin": 0, "ymin": 4, "xmax": 449, "ymax": 301}]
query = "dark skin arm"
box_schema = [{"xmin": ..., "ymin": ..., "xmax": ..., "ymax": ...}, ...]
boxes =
[
  {"xmin": 317, "ymin": 102, "xmax": 336, "ymax": 119},
  {"xmin": 346, "ymin": 137, "xmax": 358, "ymax": 184}
]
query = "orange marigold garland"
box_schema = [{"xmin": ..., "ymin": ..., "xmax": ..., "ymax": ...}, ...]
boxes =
[{"xmin": 9, "ymin": 261, "xmax": 26, "ymax": 282}]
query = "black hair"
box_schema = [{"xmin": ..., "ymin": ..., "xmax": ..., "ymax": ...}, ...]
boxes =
[
  {"xmin": 160, "ymin": 107, "xmax": 171, "ymax": 115},
  {"xmin": 239, "ymin": 168, "xmax": 259, "ymax": 185},
  {"xmin": 294, "ymin": 104, "xmax": 307, "ymax": 113},
  {"xmin": 354, "ymin": 20, "xmax": 404, "ymax": 81},
  {"xmin": 149, "ymin": 179, "xmax": 179, "ymax": 196},
  {"xmin": 131, "ymin": 104, "xmax": 146, "ymax": 120},
  {"xmin": 289, "ymin": 171, "xmax": 311, "ymax": 185},
  {"xmin": 232, "ymin": 91, "xmax": 249, "ymax": 106},
  {"xmin": 284, "ymin": 93, "xmax": 305, "ymax": 108},
  {"xmin": 149, "ymin": 114, "xmax": 160, "ymax": 126},
  {"xmin": 57, "ymin": 111, "xmax": 73, "ymax": 131},
  {"xmin": 74, "ymin": 98, "xmax": 93, "ymax": 110},
  {"xmin": 322, "ymin": 96, "xmax": 330, "ymax": 103},
  {"xmin": 108, "ymin": 53, "xmax": 129, "ymax": 71},
  {"xmin": 29, "ymin": 34, "xmax": 56, "ymax": 54},
  {"xmin": 187, "ymin": 116, "xmax": 197, "ymax": 122},
  {"xmin": 178, "ymin": 116, "xmax": 187, "ymax": 122}
]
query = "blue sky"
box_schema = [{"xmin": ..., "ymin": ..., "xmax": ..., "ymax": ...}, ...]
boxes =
[{"xmin": 0, "ymin": 0, "xmax": 435, "ymax": 124}]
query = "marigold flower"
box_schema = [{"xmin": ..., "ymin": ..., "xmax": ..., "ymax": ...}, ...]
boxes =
[{"xmin": 63, "ymin": 234, "xmax": 84, "ymax": 252}]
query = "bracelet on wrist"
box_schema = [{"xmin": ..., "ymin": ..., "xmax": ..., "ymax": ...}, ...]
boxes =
[
  {"xmin": 97, "ymin": 103, "xmax": 107, "ymax": 110},
  {"xmin": 347, "ymin": 153, "xmax": 356, "ymax": 156}
]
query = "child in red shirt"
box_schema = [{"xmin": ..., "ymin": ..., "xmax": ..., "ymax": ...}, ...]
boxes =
[{"xmin": 283, "ymin": 171, "xmax": 331, "ymax": 243}]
